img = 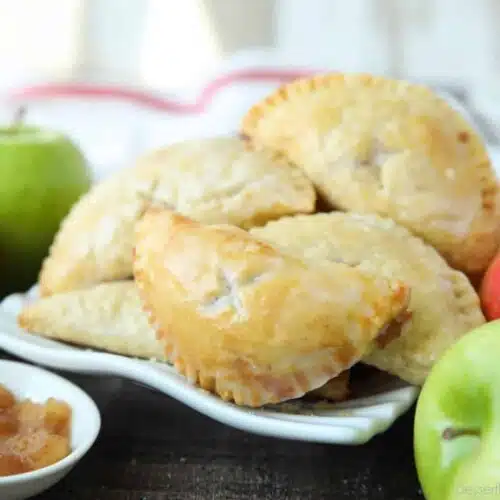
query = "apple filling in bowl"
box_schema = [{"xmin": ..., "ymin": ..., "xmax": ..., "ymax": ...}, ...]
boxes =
[{"xmin": 0, "ymin": 384, "xmax": 72, "ymax": 476}]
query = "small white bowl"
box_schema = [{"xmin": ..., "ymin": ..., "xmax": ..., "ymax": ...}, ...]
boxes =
[{"xmin": 0, "ymin": 360, "xmax": 101, "ymax": 500}]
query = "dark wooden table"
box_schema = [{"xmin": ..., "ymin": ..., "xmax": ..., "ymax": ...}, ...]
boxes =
[{"xmin": 0, "ymin": 349, "xmax": 424, "ymax": 500}]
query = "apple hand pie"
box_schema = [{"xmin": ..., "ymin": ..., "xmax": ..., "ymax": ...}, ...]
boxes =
[
  {"xmin": 242, "ymin": 73, "xmax": 500, "ymax": 275},
  {"xmin": 18, "ymin": 281, "xmax": 350, "ymax": 402},
  {"xmin": 250, "ymin": 212, "xmax": 486, "ymax": 385},
  {"xmin": 39, "ymin": 137, "xmax": 315, "ymax": 296},
  {"xmin": 133, "ymin": 208, "xmax": 409, "ymax": 407},
  {"xmin": 18, "ymin": 281, "xmax": 165, "ymax": 360}
]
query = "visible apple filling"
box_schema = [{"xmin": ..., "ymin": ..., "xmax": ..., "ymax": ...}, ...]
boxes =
[
  {"xmin": 375, "ymin": 308, "xmax": 413, "ymax": 349},
  {"xmin": 355, "ymin": 138, "xmax": 396, "ymax": 191},
  {"xmin": 0, "ymin": 384, "xmax": 72, "ymax": 476},
  {"xmin": 201, "ymin": 268, "xmax": 246, "ymax": 317}
]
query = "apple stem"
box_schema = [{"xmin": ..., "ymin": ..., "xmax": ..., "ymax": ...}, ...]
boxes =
[
  {"xmin": 442, "ymin": 427, "xmax": 480, "ymax": 440},
  {"xmin": 11, "ymin": 106, "xmax": 26, "ymax": 129}
]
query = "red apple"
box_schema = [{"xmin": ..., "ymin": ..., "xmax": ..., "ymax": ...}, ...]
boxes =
[{"xmin": 480, "ymin": 251, "xmax": 500, "ymax": 321}]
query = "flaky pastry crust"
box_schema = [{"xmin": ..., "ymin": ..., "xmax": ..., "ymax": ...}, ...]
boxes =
[
  {"xmin": 18, "ymin": 280, "xmax": 349, "ymax": 402},
  {"xmin": 242, "ymin": 73, "xmax": 500, "ymax": 275},
  {"xmin": 18, "ymin": 281, "xmax": 165, "ymax": 360},
  {"xmin": 133, "ymin": 208, "xmax": 409, "ymax": 407},
  {"xmin": 39, "ymin": 137, "xmax": 315, "ymax": 296},
  {"xmin": 251, "ymin": 212, "xmax": 485, "ymax": 385}
]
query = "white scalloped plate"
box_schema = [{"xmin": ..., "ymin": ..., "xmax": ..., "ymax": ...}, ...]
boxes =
[{"xmin": 0, "ymin": 290, "xmax": 419, "ymax": 445}]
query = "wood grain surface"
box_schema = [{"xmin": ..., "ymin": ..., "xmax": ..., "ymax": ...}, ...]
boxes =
[{"xmin": 0, "ymin": 350, "xmax": 424, "ymax": 500}]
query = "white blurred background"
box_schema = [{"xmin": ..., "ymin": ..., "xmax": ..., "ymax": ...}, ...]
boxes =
[
  {"xmin": 2, "ymin": 0, "xmax": 500, "ymax": 175},
  {"xmin": 3, "ymin": 0, "xmax": 500, "ymax": 124},
  {"xmin": 1, "ymin": 0, "xmax": 499, "ymax": 90}
]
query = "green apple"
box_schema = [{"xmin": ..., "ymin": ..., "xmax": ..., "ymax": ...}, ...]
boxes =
[
  {"xmin": 0, "ymin": 109, "xmax": 92, "ymax": 293},
  {"xmin": 414, "ymin": 320, "xmax": 500, "ymax": 500}
]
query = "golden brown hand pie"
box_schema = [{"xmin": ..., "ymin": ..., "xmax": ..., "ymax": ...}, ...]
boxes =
[
  {"xmin": 133, "ymin": 208, "xmax": 409, "ymax": 407},
  {"xmin": 242, "ymin": 73, "xmax": 500, "ymax": 275},
  {"xmin": 18, "ymin": 280, "xmax": 349, "ymax": 402},
  {"xmin": 39, "ymin": 137, "xmax": 315, "ymax": 296},
  {"xmin": 18, "ymin": 281, "xmax": 165, "ymax": 360},
  {"xmin": 250, "ymin": 212, "xmax": 486, "ymax": 385}
]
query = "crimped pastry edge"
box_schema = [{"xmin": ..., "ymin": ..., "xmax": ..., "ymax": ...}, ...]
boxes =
[
  {"xmin": 241, "ymin": 72, "xmax": 500, "ymax": 274},
  {"xmin": 133, "ymin": 209, "xmax": 410, "ymax": 407},
  {"xmin": 134, "ymin": 261, "xmax": 388, "ymax": 407},
  {"xmin": 17, "ymin": 281, "xmax": 167, "ymax": 361},
  {"xmin": 38, "ymin": 137, "xmax": 319, "ymax": 296},
  {"xmin": 251, "ymin": 211, "xmax": 485, "ymax": 384}
]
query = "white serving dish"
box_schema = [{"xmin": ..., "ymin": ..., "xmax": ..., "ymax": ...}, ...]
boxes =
[
  {"xmin": 0, "ymin": 359, "xmax": 101, "ymax": 500},
  {"xmin": 0, "ymin": 290, "xmax": 418, "ymax": 446}
]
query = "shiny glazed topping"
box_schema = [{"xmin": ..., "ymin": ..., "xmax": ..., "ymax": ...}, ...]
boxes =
[{"xmin": 0, "ymin": 384, "xmax": 72, "ymax": 476}]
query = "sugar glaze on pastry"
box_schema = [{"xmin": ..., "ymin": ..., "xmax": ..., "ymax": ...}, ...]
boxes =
[
  {"xmin": 242, "ymin": 73, "xmax": 500, "ymax": 275},
  {"xmin": 18, "ymin": 280, "xmax": 350, "ymax": 403},
  {"xmin": 39, "ymin": 137, "xmax": 315, "ymax": 296},
  {"xmin": 251, "ymin": 212, "xmax": 485, "ymax": 385},
  {"xmin": 18, "ymin": 281, "xmax": 165, "ymax": 360},
  {"xmin": 134, "ymin": 208, "xmax": 409, "ymax": 407}
]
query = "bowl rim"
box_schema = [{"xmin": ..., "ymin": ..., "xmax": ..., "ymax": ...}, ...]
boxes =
[{"xmin": 0, "ymin": 359, "xmax": 101, "ymax": 486}]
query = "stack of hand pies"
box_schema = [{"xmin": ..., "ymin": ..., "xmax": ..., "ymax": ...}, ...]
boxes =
[{"xmin": 18, "ymin": 73, "xmax": 498, "ymax": 407}]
